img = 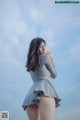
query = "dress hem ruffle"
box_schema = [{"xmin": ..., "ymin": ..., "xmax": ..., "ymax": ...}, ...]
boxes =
[{"xmin": 22, "ymin": 89, "xmax": 61, "ymax": 110}]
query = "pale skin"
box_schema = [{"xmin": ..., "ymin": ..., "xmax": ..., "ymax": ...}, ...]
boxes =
[{"xmin": 26, "ymin": 41, "xmax": 55, "ymax": 120}]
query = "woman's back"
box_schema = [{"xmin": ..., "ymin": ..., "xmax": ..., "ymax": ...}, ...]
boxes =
[{"xmin": 30, "ymin": 54, "xmax": 57, "ymax": 83}]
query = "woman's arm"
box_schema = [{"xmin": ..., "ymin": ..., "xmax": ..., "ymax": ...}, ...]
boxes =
[
  {"xmin": 44, "ymin": 50, "xmax": 54, "ymax": 64},
  {"xmin": 39, "ymin": 54, "xmax": 57, "ymax": 79},
  {"xmin": 45, "ymin": 55, "xmax": 57, "ymax": 78}
]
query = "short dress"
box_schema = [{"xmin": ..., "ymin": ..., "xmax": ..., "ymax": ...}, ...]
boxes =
[{"xmin": 22, "ymin": 54, "xmax": 61, "ymax": 110}]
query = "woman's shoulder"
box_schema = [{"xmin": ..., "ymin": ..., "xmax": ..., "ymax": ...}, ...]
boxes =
[
  {"xmin": 39, "ymin": 54, "xmax": 49, "ymax": 63},
  {"xmin": 39, "ymin": 54, "xmax": 49, "ymax": 59}
]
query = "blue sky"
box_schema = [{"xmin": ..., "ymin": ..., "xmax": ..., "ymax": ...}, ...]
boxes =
[{"xmin": 0, "ymin": 0, "xmax": 80, "ymax": 120}]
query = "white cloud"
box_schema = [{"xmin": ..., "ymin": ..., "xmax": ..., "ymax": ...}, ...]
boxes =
[
  {"xmin": 0, "ymin": 0, "xmax": 28, "ymax": 66},
  {"xmin": 0, "ymin": 41, "xmax": 12, "ymax": 57},
  {"xmin": 0, "ymin": 0, "xmax": 20, "ymax": 20},
  {"xmin": 0, "ymin": 40, "xmax": 20, "ymax": 67},
  {"xmin": 40, "ymin": 29, "xmax": 57, "ymax": 50},
  {"xmin": 9, "ymin": 36, "xmax": 19, "ymax": 47},
  {"xmin": 0, "ymin": 0, "xmax": 27, "ymax": 41},
  {"xmin": 4, "ymin": 20, "xmax": 27, "ymax": 37},
  {"xmin": 29, "ymin": 8, "xmax": 44, "ymax": 20},
  {"xmin": 1, "ymin": 18, "xmax": 27, "ymax": 41}
]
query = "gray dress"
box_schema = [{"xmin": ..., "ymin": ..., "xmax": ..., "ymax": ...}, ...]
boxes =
[{"xmin": 22, "ymin": 54, "xmax": 61, "ymax": 110}]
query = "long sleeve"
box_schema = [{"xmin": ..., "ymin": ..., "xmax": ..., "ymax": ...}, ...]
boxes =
[{"xmin": 39, "ymin": 54, "xmax": 57, "ymax": 79}]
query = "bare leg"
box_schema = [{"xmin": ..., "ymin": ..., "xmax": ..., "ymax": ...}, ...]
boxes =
[
  {"xmin": 39, "ymin": 96, "xmax": 55, "ymax": 120},
  {"xmin": 26, "ymin": 104, "xmax": 40, "ymax": 120}
]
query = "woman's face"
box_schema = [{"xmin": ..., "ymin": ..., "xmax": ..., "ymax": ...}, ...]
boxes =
[{"xmin": 38, "ymin": 41, "xmax": 46, "ymax": 55}]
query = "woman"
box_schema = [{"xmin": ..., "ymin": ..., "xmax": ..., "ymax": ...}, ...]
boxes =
[{"xmin": 22, "ymin": 37, "xmax": 61, "ymax": 120}]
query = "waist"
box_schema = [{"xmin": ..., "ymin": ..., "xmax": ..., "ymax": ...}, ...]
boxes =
[{"xmin": 32, "ymin": 77, "xmax": 49, "ymax": 83}]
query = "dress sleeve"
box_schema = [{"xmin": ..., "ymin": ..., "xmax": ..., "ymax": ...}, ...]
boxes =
[{"xmin": 39, "ymin": 54, "xmax": 57, "ymax": 78}]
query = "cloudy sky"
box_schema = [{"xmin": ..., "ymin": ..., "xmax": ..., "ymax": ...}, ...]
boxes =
[{"xmin": 0, "ymin": 0, "xmax": 80, "ymax": 120}]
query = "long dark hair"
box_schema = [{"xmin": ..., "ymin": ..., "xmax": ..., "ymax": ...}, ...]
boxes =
[{"xmin": 26, "ymin": 37, "xmax": 46, "ymax": 71}]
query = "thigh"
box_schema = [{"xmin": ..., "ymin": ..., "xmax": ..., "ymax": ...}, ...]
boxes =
[
  {"xmin": 39, "ymin": 96, "xmax": 55, "ymax": 120},
  {"xmin": 26, "ymin": 104, "xmax": 40, "ymax": 120}
]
